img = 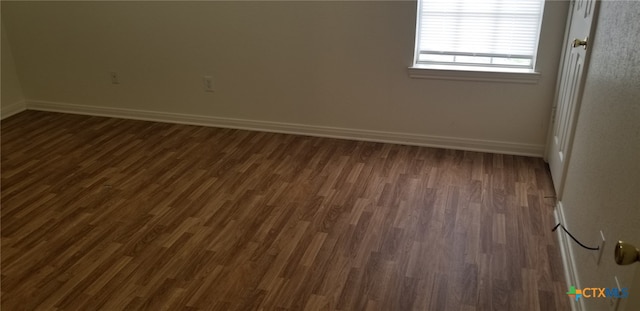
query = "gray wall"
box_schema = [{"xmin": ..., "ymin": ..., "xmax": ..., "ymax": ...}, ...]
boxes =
[
  {"xmin": 560, "ymin": 2, "xmax": 640, "ymax": 310},
  {"xmin": 1, "ymin": 21, "xmax": 24, "ymax": 116},
  {"xmin": 0, "ymin": 1, "xmax": 568, "ymax": 154}
]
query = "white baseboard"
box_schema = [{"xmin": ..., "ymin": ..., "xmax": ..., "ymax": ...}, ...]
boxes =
[
  {"xmin": 25, "ymin": 99, "xmax": 544, "ymax": 157},
  {"xmin": 554, "ymin": 201, "xmax": 585, "ymax": 311},
  {"xmin": 1, "ymin": 100, "xmax": 27, "ymax": 120}
]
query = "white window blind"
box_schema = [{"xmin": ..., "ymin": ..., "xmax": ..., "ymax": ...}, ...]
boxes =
[{"xmin": 414, "ymin": 0, "xmax": 545, "ymax": 69}]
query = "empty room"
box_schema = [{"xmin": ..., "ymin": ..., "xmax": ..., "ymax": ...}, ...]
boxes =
[{"xmin": 1, "ymin": 0, "xmax": 639, "ymax": 310}]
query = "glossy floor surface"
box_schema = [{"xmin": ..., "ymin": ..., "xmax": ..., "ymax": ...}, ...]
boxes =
[{"xmin": 1, "ymin": 111, "xmax": 570, "ymax": 310}]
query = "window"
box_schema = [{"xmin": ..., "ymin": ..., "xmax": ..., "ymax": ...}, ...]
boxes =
[{"xmin": 412, "ymin": 0, "xmax": 545, "ymax": 72}]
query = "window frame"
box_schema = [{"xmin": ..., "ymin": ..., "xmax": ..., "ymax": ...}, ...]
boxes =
[{"xmin": 409, "ymin": 0, "xmax": 544, "ymax": 83}]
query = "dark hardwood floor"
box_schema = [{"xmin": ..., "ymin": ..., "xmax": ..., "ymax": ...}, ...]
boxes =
[{"xmin": 1, "ymin": 111, "xmax": 570, "ymax": 310}]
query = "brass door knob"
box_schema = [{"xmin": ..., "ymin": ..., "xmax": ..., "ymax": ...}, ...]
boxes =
[
  {"xmin": 572, "ymin": 37, "xmax": 588, "ymax": 50},
  {"xmin": 614, "ymin": 241, "xmax": 640, "ymax": 265}
]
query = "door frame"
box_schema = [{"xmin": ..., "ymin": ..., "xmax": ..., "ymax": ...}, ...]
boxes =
[{"xmin": 544, "ymin": 0, "xmax": 601, "ymax": 199}]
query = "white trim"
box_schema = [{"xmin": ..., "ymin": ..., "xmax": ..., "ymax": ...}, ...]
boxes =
[
  {"xmin": 1, "ymin": 100, "xmax": 27, "ymax": 120},
  {"xmin": 554, "ymin": 201, "xmax": 585, "ymax": 311},
  {"xmin": 25, "ymin": 99, "xmax": 544, "ymax": 157},
  {"xmin": 408, "ymin": 65, "xmax": 541, "ymax": 84}
]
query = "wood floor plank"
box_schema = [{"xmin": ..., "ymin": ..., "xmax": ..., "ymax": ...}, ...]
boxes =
[{"xmin": 1, "ymin": 111, "xmax": 571, "ymax": 310}]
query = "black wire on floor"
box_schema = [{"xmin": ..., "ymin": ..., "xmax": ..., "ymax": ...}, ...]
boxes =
[{"xmin": 552, "ymin": 223, "xmax": 600, "ymax": 251}]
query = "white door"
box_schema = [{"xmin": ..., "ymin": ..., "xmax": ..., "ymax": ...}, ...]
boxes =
[{"xmin": 546, "ymin": 0, "xmax": 600, "ymax": 198}]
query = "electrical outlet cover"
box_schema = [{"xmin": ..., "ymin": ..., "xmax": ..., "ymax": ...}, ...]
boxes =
[
  {"xmin": 110, "ymin": 72, "xmax": 119, "ymax": 84},
  {"xmin": 608, "ymin": 276, "xmax": 622, "ymax": 311},
  {"xmin": 597, "ymin": 230, "xmax": 605, "ymax": 265},
  {"xmin": 203, "ymin": 76, "xmax": 214, "ymax": 92}
]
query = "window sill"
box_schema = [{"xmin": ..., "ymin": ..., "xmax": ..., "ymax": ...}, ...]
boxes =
[{"xmin": 408, "ymin": 65, "xmax": 541, "ymax": 84}]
